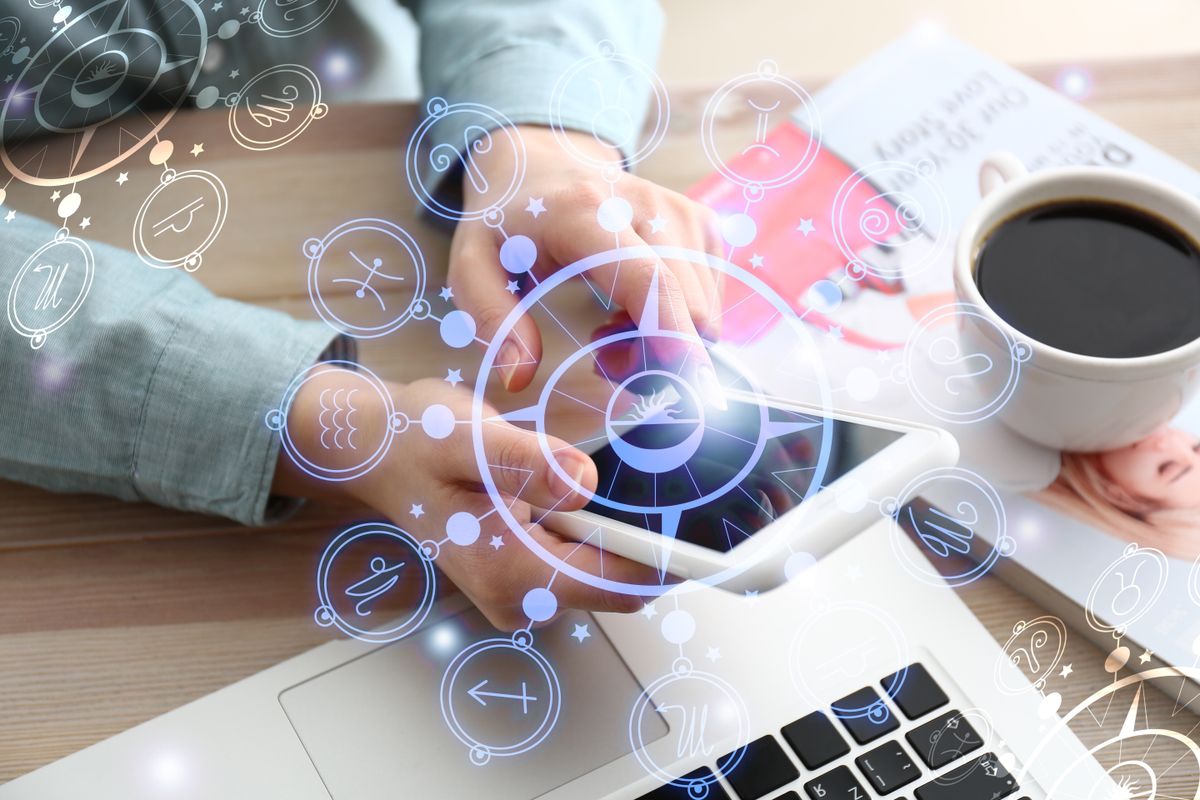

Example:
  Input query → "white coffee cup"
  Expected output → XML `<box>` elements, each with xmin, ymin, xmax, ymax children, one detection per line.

<box><xmin>953</xmin><ymin>151</ymin><xmax>1200</xmax><ymax>452</ymax></box>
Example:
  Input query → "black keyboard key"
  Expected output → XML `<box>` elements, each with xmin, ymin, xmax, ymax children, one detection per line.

<box><xmin>855</xmin><ymin>740</ymin><xmax>920</xmax><ymax>793</ymax></box>
<box><xmin>635</xmin><ymin>768</ymin><xmax>731</xmax><ymax>800</ymax></box>
<box><xmin>882</xmin><ymin>663</ymin><xmax>949</xmax><ymax>720</ymax></box>
<box><xmin>832</xmin><ymin>687</ymin><xmax>899</xmax><ymax>745</ymax></box>
<box><xmin>803</xmin><ymin>766</ymin><xmax>868</xmax><ymax>800</ymax></box>
<box><xmin>781</xmin><ymin>711</ymin><xmax>850</xmax><ymax>769</ymax></box>
<box><xmin>776</xmin><ymin>794</ymin><xmax>801</xmax><ymax>800</ymax></box>
<box><xmin>906</xmin><ymin>709</ymin><xmax>984</xmax><ymax>769</ymax></box>
<box><xmin>719</xmin><ymin>735</ymin><xmax>799</xmax><ymax>800</ymax></box>
<box><xmin>913</xmin><ymin>753</ymin><xmax>1018</xmax><ymax>800</ymax></box>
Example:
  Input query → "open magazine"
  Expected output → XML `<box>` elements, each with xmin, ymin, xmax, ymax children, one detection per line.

<box><xmin>691</xmin><ymin>28</ymin><xmax>1200</xmax><ymax>706</ymax></box>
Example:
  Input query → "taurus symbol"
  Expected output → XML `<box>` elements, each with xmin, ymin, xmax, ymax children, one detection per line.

<box><xmin>928</xmin><ymin>335</ymin><xmax>993</xmax><ymax>396</ymax></box>
<box><xmin>429</xmin><ymin>125</ymin><xmax>493</xmax><ymax>194</ymax></box>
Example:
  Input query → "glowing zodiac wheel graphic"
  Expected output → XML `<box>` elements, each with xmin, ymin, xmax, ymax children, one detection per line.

<box><xmin>0</xmin><ymin>0</ymin><xmax>207</xmax><ymax>186</ymax></box>
<box><xmin>133</xmin><ymin>169</ymin><xmax>228</xmax><ymax>271</ymax></box>
<box><xmin>313</xmin><ymin>522</ymin><xmax>436</xmax><ymax>644</ymax></box>
<box><xmin>440</xmin><ymin>636</ymin><xmax>562</xmax><ymax>765</ymax></box>
<box><xmin>471</xmin><ymin>245</ymin><xmax>834</xmax><ymax>596</ymax></box>
<box><xmin>629</xmin><ymin>662</ymin><xmax>750</xmax><ymax>798</ymax></box>
<box><xmin>6</xmin><ymin>230</ymin><xmax>94</xmax><ymax>350</ymax></box>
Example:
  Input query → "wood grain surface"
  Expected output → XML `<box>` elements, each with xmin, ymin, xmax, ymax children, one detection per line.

<box><xmin>2</xmin><ymin>56</ymin><xmax>1198</xmax><ymax>789</ymax></box>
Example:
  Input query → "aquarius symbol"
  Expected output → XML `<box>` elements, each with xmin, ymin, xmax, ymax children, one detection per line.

<box><xmin>907</xmin><ymin>502</ymin><xmax>978</xmax><ymax>559</ymax></box>
<box><xmin>928</xmin><ymin>336</ymin><xmax>993</xmax><ymax>396</ymax></box>
<box><xmin>331</xmin><ymin>249</ymin><xmax>406</xmax><ymax>310</ymax></box>
<box><xmin>1110</xmin><ymin>562</ymin><xmax>1146</xmax><ymax>617</ymax></box>
<box><xmin>246</xmin><ymin>84</ymin><xmax>300</xmax><ymax>128</ymax></box>
<box><xmin>344</xmin><ymin>555</ymin><xmax>405</xmax><ymax>616</ymax></box>
<box><xmin>274</xmin><ymin>0</ymin><xmax>322</xmax><ymax>22</ymax></box>
<box><xmin>32</xmin><ymin>263</ymin><xmax>69</xmax><ymax>311</ymax></box>
<box><xmin>152</xmin><ymin>198</ymin><xmax>205</xmax><ymax>237</ymax></box>
<box><xmin>429</xmin><ymin>125</ymin><xmax>493</xmax><ymax>194</ymax></box>
<box><xmin>318</xmin><ymin>388</ymin><xmax>358</xmax><ymax>449</ymax></box>
<box><xmin>657</xmin><ymin>703</ymin><xmax>715</xmax><ymax>758</ymax></box>
<box><xmin>744</xmin><ymin>98</ymin><xmax>782</xmax><ymax>156</ymax></box>
<box><xmin>468</xmin><ymin>680</ymin><xmax>539</xmax><ymax>715</ymax></box>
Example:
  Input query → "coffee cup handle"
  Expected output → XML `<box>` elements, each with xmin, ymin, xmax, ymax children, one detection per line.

<box><xmin>979</xmin><ymin>152</ymin><xmax>1028</xmax><ymax>197</ymax></box>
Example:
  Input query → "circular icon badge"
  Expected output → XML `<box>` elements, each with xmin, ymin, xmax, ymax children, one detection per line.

<box><xmin>227</xmin><ymin>64</ymin><xmax>326</xmax><ymax>151</ymax></box>
<box><xmin>405</xmin><ymin>97</ymin><xmax>525</xmax><ymax>221</ymax></box>
<box><xmin>550</xmin><ymin>40</ymin><xmax>669</xmax><ymax>171</ymax></box>
<box><xmin>471</xmin><ymin>245</ymin><xmax>834</xmax><ymax>596</ymax></box>
<box><xmin>313</xmin><ymin>522</ymin><xmax>435</xmax><ymax>644</ymax></box>
<box><xmin>701</xmin><ymin>60</ymin><xmax>821</xmax><ymax>192</ymax></box>
<box><xmin>1</xmin><ymin>0</ymin><xmax>206</xmax><ymax>185</ymax></box>
<box><xmin>914</xmin><ymin>709</ymin><xmax>999</xmax><ymax>788</ymax></box>
<box><xmin>252</xmin><ymin>0</ymin><xmax>339</xmax><ymax>38</ymax></box>
<box><xmin>266</xmin><ymin>360</ymin><xmax>409</xmax><ymax>481</ymax></box>
<box><xmin>305</xmin><ymin>218</ymin><xmax>429</xmax><ymax>339</ymax></box>
<box><xmin>995</xmin><ymin>616</ymin><xmax>1068</xmax><ymax>694</ymax></box>
<box><xmin>6</xmin><ymin>230</ymin><xmax>94</xmax><ymax>349</ymax></box>
<box><xmin>896</xmin><ymin>302</ymin><xmax>1032</xmax><ymax>425</ymax></box>
<box><xmin>789</xmin><ymin>601</ymin><xmax>909</xmax><ymax>723</ymax></box>
<box><xmin>629</xmin><ymin>661</ymin><xmax>750</xmax><ymax>799</ymax></box>
<box><xmin>132</xmin><ymin>169</ymin><xmax>228</xmax><ymax>271</ymax></box>
<box><xmin>884</xmin><ymin>467</ymin><xmax>1014</xmax><ymax>588</ymax></box>
<box><xmin>440</xmin><ymin>636</ymin><xmax>561</xmax><ymax>765</ymax></box>
<box><xmin>1085</xmin><ymin>543</ymin><xmax>1169</xmax><ymax>638</ymax></box>
<box><xmin>0</xmin><ymin>16</ymin><xmax>21</xmax><ymax>56</ymax></box>
<box><xmin>831</xmin><ymin>161</ymin><xmax>951</xmax><ymax>281</ymax></box>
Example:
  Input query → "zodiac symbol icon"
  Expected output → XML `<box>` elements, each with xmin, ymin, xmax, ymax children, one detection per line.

<box><xmin>467</xmin><ymin>680</ymin><xmax>539</xmax><ymax>715</ymax></box>
<box><xmin>318</xmin><ymin>388</ymin><xmax>358</xmax><ymax>450</ymax></box>
<box><xmin>1110</xmin><ymin>563</ymin><xmax>1146</xmax><ymax>617</ymax></box>
<box><xmin>907</xmin><ymin>502</ymin><xmax>978</xmax><ymax>559</ymax></box>
<box><xmin>589</xmin><ymin>73</ymin><xmax>640</xmax><ymax>150</ymax></box>
<box><xmin>31</xmin><ymin>262</ymin><xmax>69</xmax><ymax>310</ymax></box>
<box><xmin>1009</xmin><ymin>630</ymin><xmax>1048</xmax><ymax>675</ymax></box>
<box><xmin>344</xmin><ymin>555</ymin><xmax>404</xmax><ymax>616</ymax></box>
<box><xmin>430</xmin><ymin>125</ymin><xmax>493</xmax><ymax>195</ymax></box>
<box><xmin>657</xmin><ymin>703</ymin><xmax>715</xmax><ymax>758</ymax></box>
<box><xmin>1085</xmin><ymin>545</ymin><xmax>1169</xmax><ymax>637</ymax></box>
<box><xmin>928</xmin><ymin>336</ymin><xmax>994</xmax><ymax>396</ymax></box>
<box><xmin>997</xmin><ymin>616</ymin><xmax>1067</xmax><ymax>693</ymax></box>
<box><xmin>331</xmin><ymin>250</ymin><xmax>406</xmax><ymax>311</ymax></box>
<box><xmin>623</xmin><ymin>385</ymin><xmax>686</xmax><ymax>425</ymax></box>
<box><xmin>604</xmin><ymin>371</ymin><xmax>705</xmax><ymax>474</ymax></box>
<box><xmin>245</xmin><ymin>84</ymin><xmax>299</xmax><ymax>128</ymax></box>
<box><xmin>745</xmin><ymin>98</ymin><xmax>782</xmax><ymax>156</ymax></box>
<box><xmin>152</xmin><ymin>198</ymin><xmax>205</xmax><ymax>237</ymax></box>
<box><xmin>274</xmin><ymin>0</ymin><xmax>321</xmax><ymax>22</ymax></box>
<box><xmin>71</xmin><ymin>53</ymin><xmax>129</xmax><ymax>109</ymax></box>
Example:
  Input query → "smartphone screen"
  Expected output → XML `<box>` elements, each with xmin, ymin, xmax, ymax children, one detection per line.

<box><xmin>583</xmin><ymin>401</ymin><xmax>902</xmax><ymax>552</ymax></box>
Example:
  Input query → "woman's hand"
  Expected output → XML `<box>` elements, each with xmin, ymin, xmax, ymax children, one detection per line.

<box><xmin>274</xmin><ymin>368</ymin><xmax>656</xmax><ymax>631</ymax></box>
<box><xmin>447</xmin><ymin>125</ymin><xmax>725</xmax><ymax>392</ymax></box>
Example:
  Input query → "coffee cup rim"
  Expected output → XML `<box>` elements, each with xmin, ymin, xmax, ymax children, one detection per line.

<box><xmin>954</xmin><ymin>165</ymin><xmax>1200</xmax><ymax>380</ymax></box>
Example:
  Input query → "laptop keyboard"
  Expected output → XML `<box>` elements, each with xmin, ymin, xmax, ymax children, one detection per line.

<box><xmin>634</xmin><ymin>661</ymin><xmax>1029</xmax><ymax>800</ymax></box>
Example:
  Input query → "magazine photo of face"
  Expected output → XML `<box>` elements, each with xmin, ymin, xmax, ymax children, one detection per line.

<box><xmin>1038</xmin><ymin>420</ymin><xmax>1200</xmax><ymax>561</ymax></box>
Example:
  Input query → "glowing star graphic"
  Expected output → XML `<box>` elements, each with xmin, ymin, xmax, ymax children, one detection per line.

<box><xmin>571</xmin><ymin>624</ymin><xmax>590</xmax><ymax>643</ymax></box>
<box><xmin>505</xmin><ymin>280</ymin><xmax>519</xmax><ymax>294</ymax></box>
<box><xmin>409</xmin><ymin>503</ymin><xmax>424</xmax><ymax>518</ymax></box>
<box><xmin>49</xmin><ymin>189</ymin><xmax>60</xmax><ymax>202</ymax></box>
<box><xmin>189</xmin><ymin>142</ymin><xmax>204</xmax><ymax>157</ymax></box>
<box><xmin>488</xmin><ymin>535</ymin><xmax>504</xmax><ymax>550</ymax></box>
<box><xmin>439</xmin><ymin>286</ymin><xmax>453</xmax><ymax>301</ymax></box>
<box><xmin>4</xmin><ymin>209</ymin><xmax>14</xmax><ymax>223</ymax></box>
<box><xmin>640</xmin><ymin>602</ymin><xmax>658</xmax><ymax>620</ymax></box>
<box><xmin>78</xmin><ymin>217</ymin><xmax>90</xmax><ymax>229</ymax></box>
<box><xmin>647</xmin><ymin>215</ymin><xmax>666</xmax><ymax>234</ymax></box>
<box><xmin>1060</xmin><ymin>663</ymin><xmax>1073</xmax><ymax>679</ymax></box>
<box><xmin>525</xmin><ymin>196</ymin><xmax>545</xmax><ymax>218</ymax></box>
<box><xmin>748</xmin><ymin>253</ymin><xmax>763</xmax><ymax>269</ymax></box>
<box><xmin>797</xmin><ymin>218</ymin><xmax>815</xmax><ymax>236</ymax></box>
<box><xmin>705</xmin><ymin>646</ymin><xmax>721</xmax><ymax>662</ymax></box>
<box><xmin>116</xmin><ymin>172</ymin><xmax>128</xmax><ymax>185</ymax></box>
<box><xmin>1138</xmin><ymin>650</ymin><xmax>1153</xmax><ymax>665</ymax></box>
<box><xmin>445</xmin><ymin>368</ymin><xmax>463</xmax><ymax>387</ymax></box>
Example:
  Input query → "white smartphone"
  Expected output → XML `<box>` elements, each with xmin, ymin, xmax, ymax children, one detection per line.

<box><xmin>544</xmin><ymin>389</ymin><xmax>959</xmax><ymax>593</ymax></box>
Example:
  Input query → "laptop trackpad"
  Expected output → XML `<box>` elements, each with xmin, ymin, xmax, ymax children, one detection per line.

<box><xmin>279</xmin><ymin>607</ymin><xmax>666</xmax><ymax>799</ymax></box>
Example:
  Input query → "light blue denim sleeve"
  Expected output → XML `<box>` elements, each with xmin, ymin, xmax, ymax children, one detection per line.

<box><xmin>410</xmin><ymin>0</ymin><xmax>665</xmax><ymax>205</ymax></box>
<box><xmin>0</xmin><ymin>213</ymin><xmax>335</xmax><ymax>525</ymax></box>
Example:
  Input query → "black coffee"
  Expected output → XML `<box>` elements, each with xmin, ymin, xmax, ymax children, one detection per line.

<box><xmin>975</xmin><ymin>199</ymin><xmax>1200</xmax><ymax>358</ymax></box>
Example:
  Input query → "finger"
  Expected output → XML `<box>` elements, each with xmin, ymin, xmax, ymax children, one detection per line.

<box><xmin>459</xmin><ymin>418</ymin><xmax>598</xmax><ymax>511</ymax></box>
<box><xmin>448</xmin><ymin>226</ymin><xmax>543</xmax><ymax>392</ymax></box>
<box><xmin>531</xmin><ymin>526</ymin><xmax>660</xmax><ymax>614</ymax></box>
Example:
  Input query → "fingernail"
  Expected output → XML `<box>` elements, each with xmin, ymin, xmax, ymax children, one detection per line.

<box><xmin>695</xmin><ymin>363</ymin><xmax>728</xmax><ymax>411</ymax></box>
<box><xmin>550</xmin><ymin>452</ymin><xmax>589</xmax><ymax>500</ymax></box>
<box><xmin>498</xmin><ymin>340</ymin><xmax>520</xmax><ymax>390</ymax></box>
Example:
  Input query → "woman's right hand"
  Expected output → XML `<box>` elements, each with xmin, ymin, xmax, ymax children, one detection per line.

<box><xmin>274</xmin><ymin>369</ymin><xmax>656</xmax><ymax>630</ymax></box>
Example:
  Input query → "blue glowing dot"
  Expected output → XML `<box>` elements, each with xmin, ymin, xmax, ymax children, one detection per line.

<box><xmin>721</xmin><ymin>213</ymin><xmax>757</xmax><ymax>247</ymax></box>
<box><xmin>806</xmin><ymin>279</ymin><xmax>842</xmax><ymax>313</ymax></box>
<box><xmin>499</xmin><ymin>234</ymin><xmax>537</xmax><ymax>274</ymax></box>
<box><xmin>421</xmin><ymin>404</ymin><xmax>455</xmax><ymax>439</ymax></box>
<box><xmin>196</xmin><ymin>86</ymin><xmax>221</xmax><ymax>110</ymax></box>
<box><xmin>522</xmin><ymin>587</ymin><xmax>558</xmax><ymax>622</ymax></box>
<box><xmin>784</xmin><ymin>551</ymin><xmax>817</xmax><ymax>581</ymax></box>
<box><xmin>661</xmin><ymin>609</ymin><xmax>695</xmax><ymax>645</ymax></box>
<box><xmin>446</xmin><ymin>512</ymin><xmax>481</xmax><ymax>546</ymax></box>
<box><xmin>440</xmin><ymin>310</ymin><xmax>477</xmax><ymax>349</ymax></box>
<box><xmin>596</xmin><ymin>196</ymin><xmax>633</xmax><ymax>233</ymax></box>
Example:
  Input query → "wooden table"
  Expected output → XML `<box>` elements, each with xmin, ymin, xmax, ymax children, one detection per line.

<box><xmin>2</xmin><ymin>57</ymin><xmax>1198</xmax><ymax>789</ymax></box>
